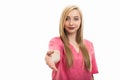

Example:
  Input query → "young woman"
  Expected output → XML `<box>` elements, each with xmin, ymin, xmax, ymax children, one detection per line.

<box><xmin>45</xmin><ymin>5</ymin><xmax>98</xmax><ymax>80</ymax></box>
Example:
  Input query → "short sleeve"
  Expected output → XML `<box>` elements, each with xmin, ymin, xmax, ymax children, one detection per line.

<box><xmin>49</xmin><ymin>37</ymin><xmax>62</xmax><ymax>51</ymax></box>
<box><xmin>90</xmin><ymin>42</ymin><xmax>99</xmax><ymax>74</ymax></box>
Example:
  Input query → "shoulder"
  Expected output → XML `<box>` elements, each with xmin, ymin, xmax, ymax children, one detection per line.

<box><xmin>84</xmin><ymin>39</ymin><xmax>94</xmax><ymax>50</ymax></box>
<box><xmin>49</xmin><ymin>36</ymin><xmax>63</xmax><ymax>45</ymax></box>
<box><xmin>84</xmin><ymin>39</ymin><xmax>95</xmax><ymax>55</ymax></box>
<box><xmin>50</xmin><ymin>36</ymin><xmax>62</xmax><ymax>42</ymax></box>
<box><xmin>84</xmin><ymin>39</ymin><xmax>93</xmax><ymax>45</ymax></box>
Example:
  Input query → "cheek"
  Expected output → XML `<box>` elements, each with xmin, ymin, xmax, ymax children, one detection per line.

<box><xmin>75</xmin><ymin>22</ymin><xmax>80</xmax><ymax>28</ymax></box>
<box><xmin>76</xmin><ymin>21</ymin><xmax>81</xmax><ymax>27</ymax></box>
<box><xmin>64</xmin><ymin>22</ymin><xmax>68</xmax><ymax>27</ymax></box>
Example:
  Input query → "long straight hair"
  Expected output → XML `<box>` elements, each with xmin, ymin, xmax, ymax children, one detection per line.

<box><xmin>59</xmin><ymin>5</ymin><xmax>91</xmax><ymax>71</ymax></box>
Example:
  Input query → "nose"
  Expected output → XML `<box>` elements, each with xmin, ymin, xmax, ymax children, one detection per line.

<box><xmin>69</xmin><ymin>20</ymin><xmax>73</xmax><ymax>25</ymax></box>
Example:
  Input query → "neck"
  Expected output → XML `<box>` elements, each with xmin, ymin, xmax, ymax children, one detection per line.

<box><xmin>68</xmin><ymin>33</ymin><xmax>76</xmax><ymax>44</ymax></box>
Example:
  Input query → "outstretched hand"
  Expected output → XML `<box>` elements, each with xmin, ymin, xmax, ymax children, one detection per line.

<box><xmin>45</xmin><ymin>50</ymin><xmax>58</xmax><ymax>71</ymax></box>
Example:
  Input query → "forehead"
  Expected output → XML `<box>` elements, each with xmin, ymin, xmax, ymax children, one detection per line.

<box><xmin>67</xmin><ymin>9</ymin><xmax>80</xmax><ymax>17</ymax></box>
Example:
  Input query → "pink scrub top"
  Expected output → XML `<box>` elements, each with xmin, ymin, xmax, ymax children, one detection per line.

<box><xmin>49</xmin><ymin>37</ymin><xmax>98</xmax><ymax>80</ymax></box>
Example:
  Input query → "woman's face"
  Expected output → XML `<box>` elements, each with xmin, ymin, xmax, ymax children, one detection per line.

<box><xmin>64</xmin><ymin>9</ymin><xmax>81</xmax><ymax>34</ymax></box>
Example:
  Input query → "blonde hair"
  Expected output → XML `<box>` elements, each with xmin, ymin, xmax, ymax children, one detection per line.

<box><xmin>59</xmin><ymin>5</ymin><xmax>91</xmax><ymax>71</ymax></box>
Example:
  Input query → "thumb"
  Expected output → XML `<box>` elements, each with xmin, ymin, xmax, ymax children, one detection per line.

<box><xmin>47</xmin><ymin>50</ymin><xmax>54</xmax><ymax>56</ymax></box>
<box><xmin>51</xmin><ymin>64</ymin><xmax>58</xmax><ymax>71</ymax></box>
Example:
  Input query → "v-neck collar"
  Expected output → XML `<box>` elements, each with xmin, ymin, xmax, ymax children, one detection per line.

<box><xmin>70</xmin><ymin>43</ymin><xmax>80</xmax><ymax>54</ymax></box>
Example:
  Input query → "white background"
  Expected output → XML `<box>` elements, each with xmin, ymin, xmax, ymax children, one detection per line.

<box><xmin>0</xmin><ymin>0</ymin><xmax>120</xmax><ymax>80</ymax></box>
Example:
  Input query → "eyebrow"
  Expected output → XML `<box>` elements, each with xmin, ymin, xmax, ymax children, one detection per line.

<box><xmin>74</xmin><ymin>16</ymin><xmax>79</xmax><ymax>18</ymax></box>
<box><xmin>67</xmin><ymin>16</ymin><xmax>79</xmax><ymax>18</ymax></box>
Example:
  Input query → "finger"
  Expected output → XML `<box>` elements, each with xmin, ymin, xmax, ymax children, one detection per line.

<box><xmin>45</xmin><ymin>55</ymin><xmax>49</xmax><ymax>64</ymax></box>
<box><xmin>45</xmin><ymin>58</ymin><xmax>58</xmax><ymax>71</ymax></box>
<box><xmin>45</xmin><ymin>55</ymin><xmax>53</xmax><ymax>66</ymax></box>
<box><xmin>45</xmin><ymin>55</ymin><xmax>51</xmax><ymax>64</ymax></box>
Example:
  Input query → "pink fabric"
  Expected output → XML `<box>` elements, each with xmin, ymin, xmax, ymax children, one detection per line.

<box><xmin>49</xmin><ymin>37</ymin><xmax>98</xmax><ymax>80</ymax></box>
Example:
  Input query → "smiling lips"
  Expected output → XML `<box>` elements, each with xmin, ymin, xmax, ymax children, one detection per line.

<box><xmin>68</xmin><ymin>27</ymin><xmax>75</xmax><ymax>30</ymax></box>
